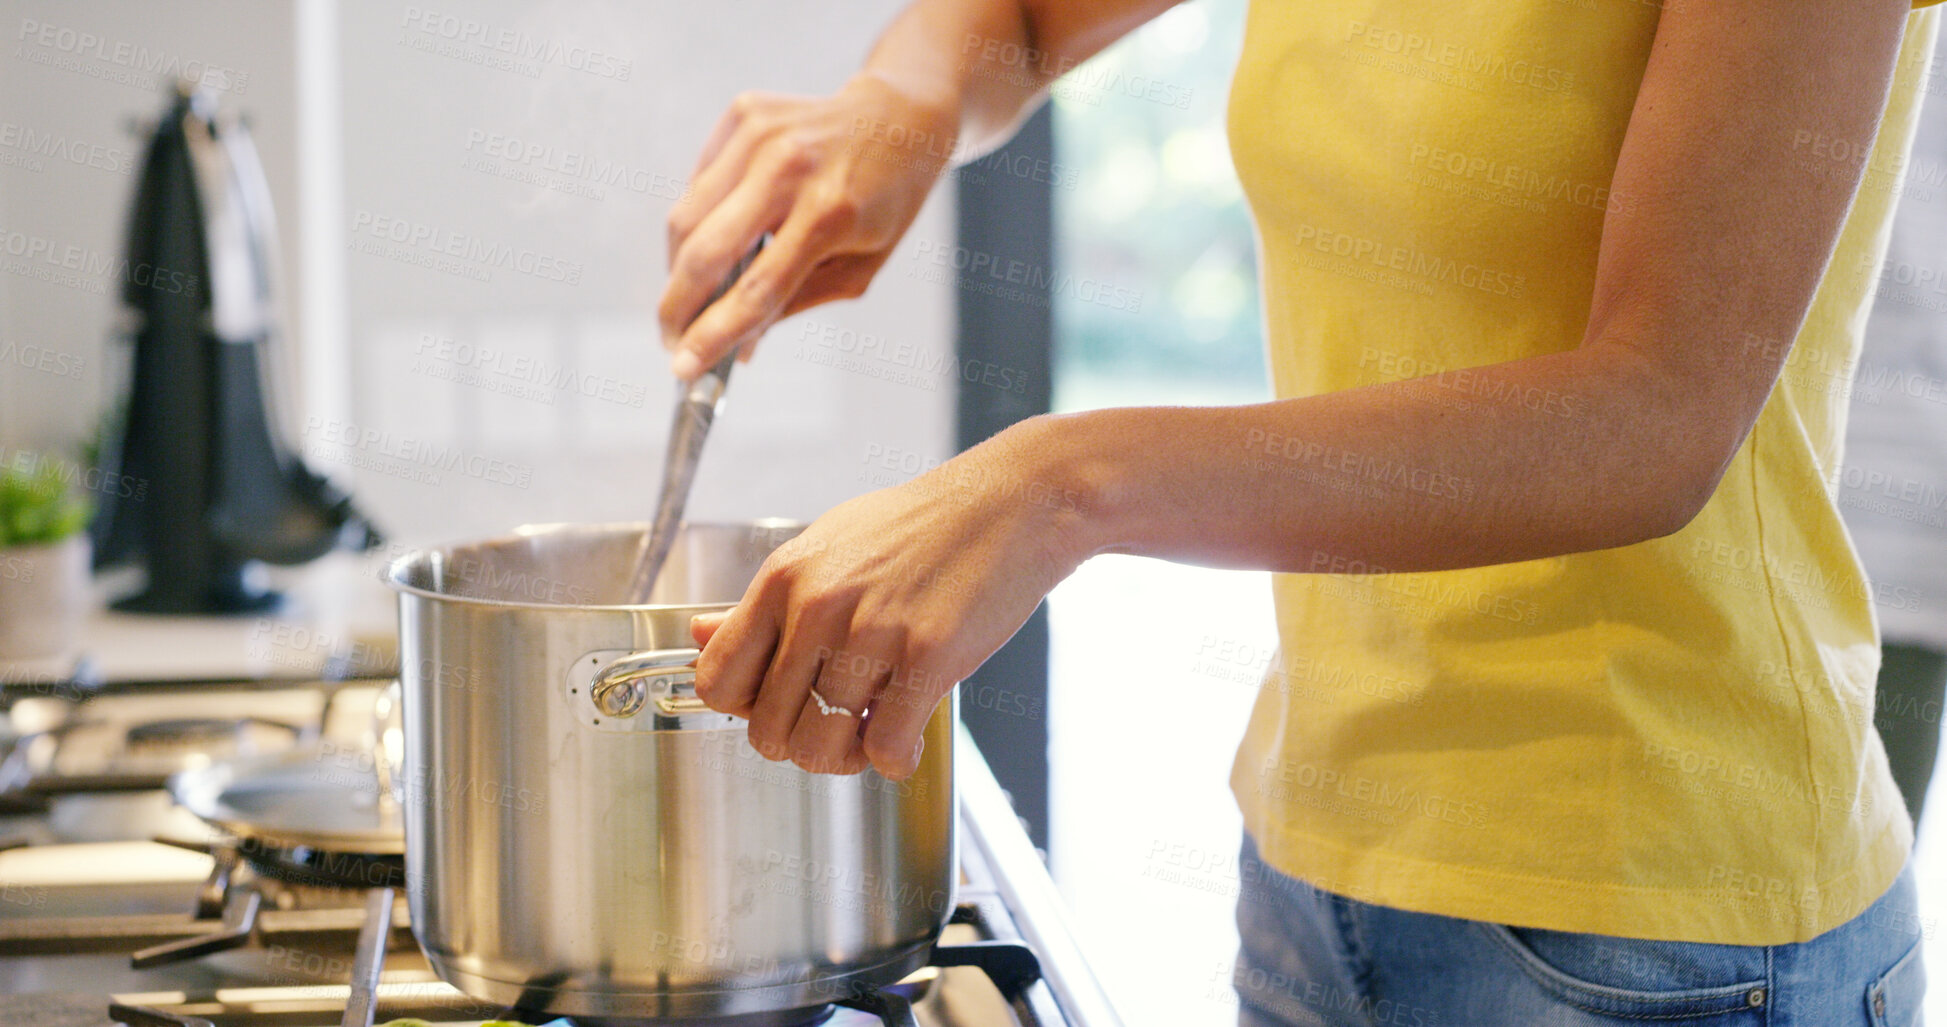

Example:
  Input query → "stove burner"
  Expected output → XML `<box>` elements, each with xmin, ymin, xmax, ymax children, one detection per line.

<box><xmin>123</xmin><ymin>716</ymin><xmax>299</xmax><ymax>751</ymax></box>
<box><xmin>498</xmin><ymin>1010</ymin><xmax>843</xmax><ymax>1027</ymax></box>
<box><xmin>110</xmin><ymin>1001</ymin><xmax>215</xmax><ymax>1027</ymax></box>
<box><xmin>0</xmin><ymin>711</ymin><xmax>305</xmax><ymax>804</ymax></box>
<box><xmin>157</xmin><ymin>832</ymin><xmax>407</xmax><ymax>891</ymax></box>
<box><xmin>398</xmin><ymin>941</ymin><xmax>1042</xmax><ymax>1027</ymax></box>
<box><xmin>239</xmin><ymin>841</ymin><xmax>406</xmax><ymax>889</ymax></box>
<box><xmin>489</xmin><ymin>998</ymin><xmax>895</xmax><ymax>1027</ymax></box>
<box><xmin>124</xmin><ymin>836</ymin><xmax>404</xmax><ymax>971</ymax></box>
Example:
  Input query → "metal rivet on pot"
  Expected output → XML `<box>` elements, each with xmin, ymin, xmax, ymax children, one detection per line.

<box><xmin>594</xmin><ymin>678</ymin><xmax>646</xmax><ymax>717</ymax></box>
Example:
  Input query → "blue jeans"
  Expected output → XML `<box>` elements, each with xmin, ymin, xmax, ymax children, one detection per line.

<box><xmin>1234</xmin><ymin>833</ymin><xmax>1926</xmax><ymax>1026</ymax></box>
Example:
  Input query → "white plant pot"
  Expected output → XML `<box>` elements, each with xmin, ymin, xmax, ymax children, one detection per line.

<box><xmin>0</xmin><ymin>535</ymin><xmax>90</xmax><ymax>662</ymax></box>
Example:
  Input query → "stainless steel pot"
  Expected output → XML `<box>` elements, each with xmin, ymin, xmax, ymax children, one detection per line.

<box><xmin>385</xmin><ymin>521</ymin><xmax>957</xmax><ymax>1023</ymax></box>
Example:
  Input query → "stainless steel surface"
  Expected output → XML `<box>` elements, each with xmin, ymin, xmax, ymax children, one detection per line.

<box><xmin>586</xmin><ymin>645</ymin><xmax>709</xmax><ymax>720</ymax></box>
<box><xmin>628</xmin><ymin>350</ymin><xmax>735</xmax><ymax>604</ymax></box>
<box><xmin>365</xmin><ymin>682</ymin><xmax>400</xmax><ymax>820</ymax></box>
<box><xmin>627</xmin><ymin>241</ymin><xmax>766</xmax><ymax>604</ymax></box>
<box><xmin>341</xmin><ymin>887</ymin><xmax>392</xmax><ymax>1027</ymax></box>
<box><xmin>168</xmin><ymin>744</ymin><xmax>404</xmax><ymax>854</ymax></box>
<box><xmin>2</xmin><ymin>695</ymin><xmax>314</xmax><ymax>797</ymax></box>
<box><xmin>386</xmin><ymin>521</ymin><xmax>958</xmax><ymax>1020</ymax></box>
<box><xmin>956</xmin><ymin>725</ymin><xmax>1124</xmax><ymax>1027</ymax></box>
<box><xmin>0</xmin><ymin>683</ymin><xmax>388</xmax><ymax>852</ymax></box>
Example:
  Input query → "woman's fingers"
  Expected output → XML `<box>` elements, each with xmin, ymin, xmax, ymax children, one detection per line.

<box><xmin>692</xmin><ymin>579</ymin><xmax>783</xmax><ymax>719</ymax></box>
<box><xmin>691</xmin><ymin>431</ymin><xmax>1082</xmax><ymax>781</ymax></box>
<box><xmin>672</xmin><ymin>194</ymin><xmax>860</xmax><ymax>376</ymax></box>
<box><xmin>695</xmin><ymin>563</ymin><xmax>944</xmax><ymax>780</ymax></box>
<box><xmin>689</xmin><ymin>611</ymin><xmax>728</xmax><ymax>647</ymax></box>
<box><xmin>667</xmin><ymin>100</ymin><xmax>767</xmax><ymax>266</ymax></box>
<box><xmin>688</xmin><ymin>91</ymin><xmax>786</xmax><ymax>181</ymax></box>
<box><xmin>788</xmin><ymin>634</ymin><xmax>894</xmax><ymax>775</ymax></box>
<box><xmin>744</xmin><ymin>591</ymin><xmax>853</xmax><ymax>761</ymax></box>
<box><xmin>780</xmin><ymin>253</ymin><xmax>886</xmax><ymax>316</ymax></box>
<box><xmin>661</xmin><ymin>77</ymin><xmax>956</xmax><ymax>377</ymax></box>
<box><xmin>669</xmin><ymin>91</ymin><xmax>804</xmax><ymax>260</ymax></box>
<box><xmin>659</xmin><ymin>150</ymin><xmax>804</xmax><ymax>362</ymax></box>
<box><xmin>860</xmin><ymin>648</ymin><xmax>950</xmax><ymax>781</ymax></box>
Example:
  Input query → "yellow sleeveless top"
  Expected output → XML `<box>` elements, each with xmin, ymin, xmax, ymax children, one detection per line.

<box><xmin>1227</xmin><ymin>1</ymin><xmax>1942</xmax><ymax>943</ymax></box>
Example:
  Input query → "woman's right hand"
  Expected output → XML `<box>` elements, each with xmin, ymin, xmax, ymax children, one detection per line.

<box><xmin>659</xmin><ymin>72</ymin><xmax>960</xmax><ymax>379</ymax></box>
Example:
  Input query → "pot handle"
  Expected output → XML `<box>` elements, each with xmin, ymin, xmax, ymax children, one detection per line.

<box><xmin>588</xmin><ymin>647</ymin><xmax>710</xmax><ymax>719</ymax></box>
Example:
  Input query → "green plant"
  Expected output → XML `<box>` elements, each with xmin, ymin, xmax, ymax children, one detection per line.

<box><xmin>0</xmin><ymin>460</ymin><xmax>92</xmax><ymax>547</ymax></box>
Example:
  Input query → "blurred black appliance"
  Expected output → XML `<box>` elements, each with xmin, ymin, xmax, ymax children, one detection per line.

<box><xmin>92</xmin><ymin>84</ymin><xmax>378</xmax><ymax>614</ymax></box>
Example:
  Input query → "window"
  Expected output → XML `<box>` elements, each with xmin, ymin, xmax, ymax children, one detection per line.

<box><xmin>1043</xmin><ymin>4</ymin><xmax>1278</xmax><ymax>1024</ymax></box>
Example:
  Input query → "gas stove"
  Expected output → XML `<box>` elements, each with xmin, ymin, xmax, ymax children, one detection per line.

<box><xmin>0</xmin><ymin>677</ymin><xmax>1119</xmax><ymax>1027</ymax></box>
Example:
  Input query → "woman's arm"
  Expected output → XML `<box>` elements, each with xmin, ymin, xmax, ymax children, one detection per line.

<box><xmin>659</xmin><ymin>0</ymin><xmax>1180</xmax><ymax>377</ymax></box>
<box><xmin>692</xmin><ymin>0</ymin><xmax>1920</xmax><ymax>779</ymax></box>
<box><xmin>1062</xmin><ymin>1</ymin><xmax>1918</xmax><ymax>575</ymax></box>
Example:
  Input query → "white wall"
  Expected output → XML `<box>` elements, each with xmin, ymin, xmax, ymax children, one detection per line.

<box><xmin>0</xmin><ymin>0</ymin><xmax>299</xmax><ymax>453</ymax></box>
<box><xmin>1</xmin><ymin>0</ymin><xmax>955</xmax><ymax>551</ymax></box>
<box><xmin>324</xmin><ymin>0</ymin><xmax>954</xmax><ymax>547</ymax></box>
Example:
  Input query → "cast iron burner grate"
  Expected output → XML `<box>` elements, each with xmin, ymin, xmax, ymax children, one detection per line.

<box><xmin>77</xmin><ymin>841</ymin><xmax>1064</xmax><ymax>1026</ymax></box>
<box><xmin>110</xmin><ymin>1004</ymin><xmax>215</xmax><ymax>1027</ymax></box>
<box><xmin>484</xmin><ymin>940</ymin><xmax>1042</xmax><ymax>1027</ymax></box>
<box><xmin>313</xmin><ymin>893</ymin><xmax>1048</xmax><ymax>1027</ymax></box>
<box><xmin>236</xmin><ymin>842</ymin><xmax>406</xmax><ymax>890</ymax></box>
<box><xmin>120</xmin><ymin>836</ymin><xmax>405</xmax><ymax>971</ymax></box>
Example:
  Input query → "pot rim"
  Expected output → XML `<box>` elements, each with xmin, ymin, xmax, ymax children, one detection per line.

<box><xmin>383</xmin><ymin>518</ymin><xmax>804</xmax><ymax>613</ymax></box>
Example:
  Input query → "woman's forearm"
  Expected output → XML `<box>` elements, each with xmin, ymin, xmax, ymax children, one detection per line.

<box><xmin>1006</xmin><ymin>342</ymin><xmax>1730</xmax><ymax>576</ymax></box>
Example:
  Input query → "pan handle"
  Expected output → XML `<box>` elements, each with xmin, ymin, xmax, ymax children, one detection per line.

<box><xmin>588</xmin><ymin>647</ymin><xmax>709</xmax><ymax>719</ymax></box>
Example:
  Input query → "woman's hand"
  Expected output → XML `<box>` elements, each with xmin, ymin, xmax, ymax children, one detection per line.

<box><xmin>660</xmin><ymin>72</ymin><xmax>959</xmax><ymax>379</ymax></box>
<box><xmin>689</xmin><ymin>420</ymin><xmax>1089</xmax><ymax>779</ymax></box>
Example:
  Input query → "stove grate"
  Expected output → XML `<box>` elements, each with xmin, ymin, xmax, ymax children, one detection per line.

<box><xmin>110</xmin><ymin>1003</ymin><xmax>215</xmax><ymax>1027</ymax></box>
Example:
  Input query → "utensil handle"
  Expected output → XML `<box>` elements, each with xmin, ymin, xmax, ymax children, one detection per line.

<box><xmin>589</xmin><ymin>647</ymin><xmax>704</xmax><ymax>718</ymax></box>
<box><xmin>684</xmin><ymin>241</ymin><xmax>758</xmax><ymax>403</ymax></box>
<box><xmin>626</xmin><ymin>239</ymin><xmax>767</xmax><ymax>604</ymax></box>
<box><xmin>682</xmin><ymin>346</ymin><xmax>738</xmax><ymax>409</ymax></box>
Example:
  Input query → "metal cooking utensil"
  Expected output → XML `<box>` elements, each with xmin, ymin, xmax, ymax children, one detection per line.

<box><xmin>627</xmin><ymin>239</ymin><xmax>766</xmax><ymax>603</ymax></box>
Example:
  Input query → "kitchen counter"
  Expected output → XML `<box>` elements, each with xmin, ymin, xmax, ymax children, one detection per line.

<box><xmin>4</xmin><ymin>551</ymin><xmax>400</xmax><ymax>686</ymax></box>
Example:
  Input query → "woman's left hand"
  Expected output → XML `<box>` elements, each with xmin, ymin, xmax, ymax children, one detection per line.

<box><xmin>689</xmin><ymin>419</ymin><xmax>1088</xmax><ymax>780</ymax></box>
